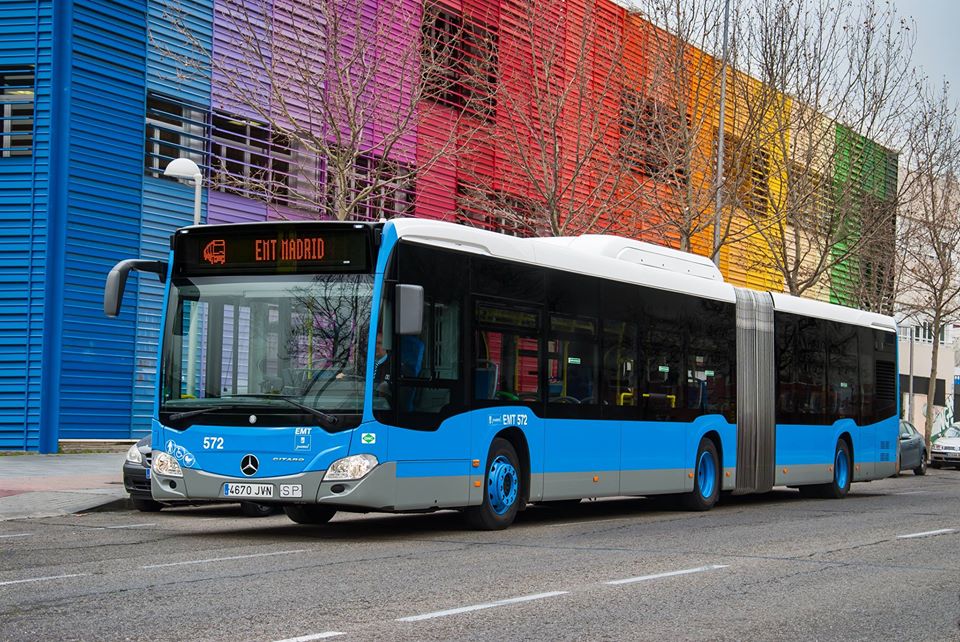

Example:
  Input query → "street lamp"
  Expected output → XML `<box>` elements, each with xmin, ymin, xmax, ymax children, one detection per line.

<box><xmin>164</xmin><ymin>158</ymin><xmax>203</xmax><ymax>397</ymax></box>
<box><xmin>164</xmin><ymin>157</ymin><xmax>203</xmax><ymax>225</ymax></box>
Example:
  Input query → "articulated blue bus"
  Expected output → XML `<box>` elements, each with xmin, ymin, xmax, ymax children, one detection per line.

<box><xmin>105</xmin><ymin>219</ymin><xmax>898</xmax><ymax>529</ymax></box>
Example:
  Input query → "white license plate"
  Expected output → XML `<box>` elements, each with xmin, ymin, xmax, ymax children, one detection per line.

<box><xmin>223</xmin><ymin>483</ymin><xmax>274</xmax><ymax>498</ymax></box>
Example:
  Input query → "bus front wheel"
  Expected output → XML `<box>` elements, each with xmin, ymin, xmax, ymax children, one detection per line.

<box><xmin>465</xmin><ymin>438</ymin><xmax>522</xmax><ymax>530</ymax></box>
<box><xmin>284</xmin><ymin>504</ymin><xmax>336</xmax><ymax>525</ymax></box>
<box><xmin>681</xmin><ymin>438</ymin><xmax>720</xmax><ymax>511</ymax></box>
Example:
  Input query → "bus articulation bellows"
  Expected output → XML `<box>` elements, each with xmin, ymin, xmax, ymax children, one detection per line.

<box><xmin>104</xmin><ymin>219</ymin><xmax>899</xmax><ymax>529</ymax></box>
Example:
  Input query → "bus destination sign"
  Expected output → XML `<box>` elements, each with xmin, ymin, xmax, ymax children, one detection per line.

<box><xmin>175</xmin><ymin>226</ymin><xmax>371</xmax><ymax>275</ymax></box>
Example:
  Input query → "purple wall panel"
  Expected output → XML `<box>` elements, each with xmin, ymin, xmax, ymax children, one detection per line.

<box><xmin>266</xmin><ymin>203</ymin><xmax>328</xmax><ymax>221</ymax></box>
<box><xmin>208</xmin><ymin>189</ymin><xmax>268</xmax><ymax>223</ymax></box>
<box><xmin>270</xmin><ymin>0</ymin><xmax>325</xmax><ymax>128</ymax></box>
<box><xmin>368</xmin><ymin>0</ymin><xmax>420</xmax><ymax>166</ymax></box>
<box><xmin>212</xmin><ymin>0</ymin><xmax>272</xmax><ymax>119</ymax></box>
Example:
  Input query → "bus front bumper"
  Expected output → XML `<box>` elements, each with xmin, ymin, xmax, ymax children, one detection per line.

<box><xmin>150</xmin><ymin>461</ymin><xmax>400</xmax><ymax>511</ymax></box>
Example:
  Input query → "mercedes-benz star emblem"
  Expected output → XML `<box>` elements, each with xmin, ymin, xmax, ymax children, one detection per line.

<box><xmin>240</xmin><ymin>454</ymin><xmax>259</xmax><ymax>476</ymax></box>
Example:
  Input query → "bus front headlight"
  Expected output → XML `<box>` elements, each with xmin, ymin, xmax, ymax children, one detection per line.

<box><xmin>324</xmin><ymin>454</ymin><xmax>378</xmax><ymax>481</ymax></box>
<box><xmin>154</xmin><ymin>451</ymin><xmax>183</xmax><ymax>477</ymax></box>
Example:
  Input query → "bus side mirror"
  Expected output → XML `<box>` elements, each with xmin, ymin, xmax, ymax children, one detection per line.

<box><xmin>395</xmin><ymin>284</ymin><xmax>424</xmax><ymax>335</ymax></box>
<box><xmin>104</xmin><ymin>259</ymin><xmax>168</xmax><ymax>317</ymax></box>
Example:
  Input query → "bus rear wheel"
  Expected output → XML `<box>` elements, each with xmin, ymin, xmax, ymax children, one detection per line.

<box><xmin>681</xmin><ymin>438</ymin><xmax>720</xmax><ymax>511</ymax></box>
<box><xmin>283</xmin><ymin>504</ymin><xmax>336</xmax><ymax>525</ymax></box>
<box><xmin>465</xmin><ymin>438</ymin><xmax>522</xmax><ymax>530</ymax></box>
<box><xmin>800</xmin><ymin>440</ymin><xmax>851</xmax><ymax>499</ymax></box>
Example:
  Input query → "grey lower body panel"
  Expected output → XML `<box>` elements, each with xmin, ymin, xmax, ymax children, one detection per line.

<box><xmin>152</xmin><ymin>462</ymin><xmax>474</xmax><ymax>513</ymax></box>
<box><xmin>775</xmin><ymin>464</ymin><xmax>833</xmax><ymax>486</ymax></box>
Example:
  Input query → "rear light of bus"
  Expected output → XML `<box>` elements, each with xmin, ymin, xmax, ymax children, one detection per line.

<box><xmin>324</xmin><ymin>454</ymin><xmax>378</xmax><ymax>481</ymax></box>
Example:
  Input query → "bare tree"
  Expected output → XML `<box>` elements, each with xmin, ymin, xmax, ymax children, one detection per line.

<box><xmin>456</xmin><ymin>0</ymin><xmax>639</xmax><ymax>237</ymax></box>
<box><xmin>158</xmin><ymin>0</ymin><xmax>486</xmax><ymax>220</ymax></box>
<box><xmin>620</xmin><ymin>0</ymin><xmax>737</xmax><ymax>256</ymax></box>
<box><xmin>728</xmin><ymin>0</ymin><xmax>914</xmax><ymax>302</ymax></box>
<box><xmin>897</xmin><ymin>81</ymin><xmax>960</xmax><ymax>451</ymax></box>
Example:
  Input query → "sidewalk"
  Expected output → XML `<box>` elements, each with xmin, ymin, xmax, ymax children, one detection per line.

<box><xmin>0</xmin><ymin>453</ymin><xmax>130</xmax><ymax>521</ymax></box>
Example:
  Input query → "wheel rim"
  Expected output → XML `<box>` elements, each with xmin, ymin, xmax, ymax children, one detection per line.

<box><xmin>487</xmin><ymin>455</ymin><xmax>519</xmax><ymax>515</ymax></box>
<box><xmin>697</xmin><ymin>450</ymin><xmax>716</xmax><ymax>499</ymax></box>
<box><xmin>835</xmin><ymin>448</ymin><xmax>849</xmax><ymax>488</ymax></box>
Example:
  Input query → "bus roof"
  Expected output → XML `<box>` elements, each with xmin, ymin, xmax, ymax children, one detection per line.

<box><xmin>388</xmin><ymin>218</ymin><xmax>896</xmax><ymax>332</ymax></box>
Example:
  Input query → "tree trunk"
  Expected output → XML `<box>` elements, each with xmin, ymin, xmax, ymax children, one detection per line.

<box><xmin>923</xmin><ymin>319</ymin><xmax>942</xmax><ymax>453</ymax></box>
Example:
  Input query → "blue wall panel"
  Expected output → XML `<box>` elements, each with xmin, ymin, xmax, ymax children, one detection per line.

<box><xmin>58</xmin><ymin>0</ymin><xmax>147</xmax><ymax>440</ymax></box>
<box><xmin>132</xmin><ymin>0</ymin><xmax>213</xmax><ymax>436</ymax></box>
<box><xmin>132</xmin><ymin>178</ymin><xmax>201</xmax><ymax>436</ymax></box>
<box><xmin>0</xmin><ymin>1</ymin><xmax>52</xmax><ymax>450</ymax></box>
<box><xmin>146</xmin><ymin>0</ymin><xmax>211</xmax><ymax>103</ymax></box>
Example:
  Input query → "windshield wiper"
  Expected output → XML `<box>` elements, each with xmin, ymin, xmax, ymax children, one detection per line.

<box><xmin>166</xmin><ymin>405</ymin><xmax>247</xmax><ymax>422</ymax></box>
<box><xmin>222</xmin><ymin>394</ymin><xmax>339</xmax><ymax>428</ymax></box>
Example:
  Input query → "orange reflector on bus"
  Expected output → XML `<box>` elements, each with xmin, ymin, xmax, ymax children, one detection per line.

<box><xmin>688</xmin><ymin>473</ymin><xmax>694</xmax><ymax>479</ymax></box>
<box><xmin>725</xmin><ymin>471</ymin><xmax>731</xmax><ymax>477</ymax></box>
<box><xmin>782</xmin><ymin>468</ymin><xmax>788</xmax><ymax>474</ymax></box>
<box><xmin>472</xmin><ymin>459</ymin><xmax>480</xmax><ymax>468</ymax></box>
<box><xmin>592</xmin><ymin>475</ymin><xmax>599</xmax><ymax>482</ymax></box>
<box><xmin>474</xmin><ymin>480</ymin><xmax>482</xmax><ymax>488</ymax></box>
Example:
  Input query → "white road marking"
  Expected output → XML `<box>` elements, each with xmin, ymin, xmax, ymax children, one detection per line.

<box><xmin>605</xmin><ymin>564</ymin><xmax>729</xmax><ymax>585</ymax></box>
<box><xmin>98</xmin><ymin>523</ymin><xmax>157</xmax><ymax>530</ymax></box>
<box><xmin>397</xmin><ymin>591</ymin><xmax>568</xmax><ymax>622</ymax></box>
<box><xmin>897</xmin><ymin>528</ymin><xmax>956</xmax><ymax>539</ymax></box>
<box><xmin>142</xmin><ymin>549</ymin><xmax>309</xmax><ymax>569</ymax></box>
<box><xmin>0</xmin><ymin>533</ymin><xmax>30</xmax><ymax>539</ymax></box>
<box><xmin>0</xmin><ymin>573</ymin><xmax>89</xmax><ymax>587</ymax></box>
<box><xmin>894</xmin><ymin>491</ymin><xmax>930</xmax><ymax>496</ymax></box>
<box><xmin>273</xmin><ymin>632</ymin><xmax>345</xmax><ymax>642</ymax></box>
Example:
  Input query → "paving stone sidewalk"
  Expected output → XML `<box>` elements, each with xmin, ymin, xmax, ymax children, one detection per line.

<box><xmin>0</xmin><ymin>453</ymin><xmax>129</xmax><ymax>521</ymax></box>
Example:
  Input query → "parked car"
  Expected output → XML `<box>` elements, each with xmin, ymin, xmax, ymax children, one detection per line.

<box><xmin>123</xmin><ymin>435</ymin><xmax>277</xmax><ymax>516</ymax></box>
<box><xmin>930</xmin><ymin>424</ymin><xmax>960</xmax><ymax>469</ymax></box>
<box><xmin>898</xmin><ymin>420</ymin><xmax>927</xmax><ymax>475</ymax></box>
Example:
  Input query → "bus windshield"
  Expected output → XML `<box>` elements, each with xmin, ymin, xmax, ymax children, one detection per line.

<box><xmin>160</xmin><ymin>273</ymin><xmax>374</xmax><ymax>429</ymax></box>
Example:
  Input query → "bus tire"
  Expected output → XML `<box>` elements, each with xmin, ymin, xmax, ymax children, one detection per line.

<box><xmin>801</xmin><ymin>440</ymin><xmax>852</xmax><ymax>499</ymax></box>
<box><xmin>283</xmin><ymin>504</ymin><xmax>336</xmax><ymax>525</ymax></box>
<box><xmin>465</xmin><ymin>438</ymin><xmax>522</xmax><ymax>530</ymax></box>
<box><xmin>681</xmin><ymin>438</ymin><xmax>720</xmax><ymax>511</ymax></box>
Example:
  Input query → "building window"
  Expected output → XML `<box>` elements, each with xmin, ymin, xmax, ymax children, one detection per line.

<box><xmin>144</xmin><ymin>93</ymin><xmax>207</xmax><ymax>176</ymax></box>
<box><xmin>724</xmin><ymin>133</ymin><xmax>769</xmax><ymax>216</ymax></box>
<box><xmin>324</xmin><ymin>151</ymin><xmax>414</xmax><ymax>220</ymax></box>
<box><xmin>0</xmin><ymin>67</ymin><xmax>34</xmax><ymax>158</ymax></box>
<box><xmin>421</xmin><ymin>3</ymin><xmax>497</xmax><ymax>120</ymax></box>
<box><xmin>456</xmin><ymin>182</ymin><xmax>537</xmax><ymax>237</ymax></box>
<box><xmin>211</xmin><ymin>112</ymin><xmax>292</xmax><ymax>205</ymax></box>
<box><xmin>620</xmin><ymin>91</ymin><xmax>686</xmax><ymax>184</ymax></box>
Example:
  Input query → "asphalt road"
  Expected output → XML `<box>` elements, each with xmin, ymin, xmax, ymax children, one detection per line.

<box><xmin>1</xmin><ymin>470</ymin><xmax>958</xmax><ymax>642</ymax></box>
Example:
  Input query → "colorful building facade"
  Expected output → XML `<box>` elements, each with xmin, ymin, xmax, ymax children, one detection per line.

<box><xmin>0</xmin><ymin>0</ymin><xmax>898</xmax><ymax>450</ymax></box>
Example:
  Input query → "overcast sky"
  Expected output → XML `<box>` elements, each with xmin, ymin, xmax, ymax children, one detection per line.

<box><xmin>894</xmin><ymin>0</ymin><xmax>960</xmax><ymax>101</ymax></box>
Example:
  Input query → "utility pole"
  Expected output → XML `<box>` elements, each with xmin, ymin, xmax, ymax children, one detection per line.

<box><xmin>712</xmin><ymin>0</ymin><xmax>731</xmax><ymax>266</ymax></box>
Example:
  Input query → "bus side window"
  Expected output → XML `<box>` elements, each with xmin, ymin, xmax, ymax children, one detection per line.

<box><xmin>392</xmin><ymin>243</ymin><xmax>465</xmax><ymax>427</ymax></box>
<box><xmin>601</xmin><ymin>320</ymin><xmax>637</xmax><ymax>408</ymax></box>
<box><xmin>473</xmin><ymin>302</ymin><xmax>541</xmax><ymax>404</ymax></box>
<box><xmin>639</xmin><ymin>288</ymin><xmax>684</xmax><ymax>421</ymax></box>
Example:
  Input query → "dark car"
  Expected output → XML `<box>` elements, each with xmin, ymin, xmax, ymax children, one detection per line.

<box><xmin>123</xmin><ymin>435</ymin><xmax>277</xmax><ymax>516</ymax></box>
<box><xmin>898</xmin><ymin>420</ymin><xmax>927</xmax><ymax>476</ymax></box>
